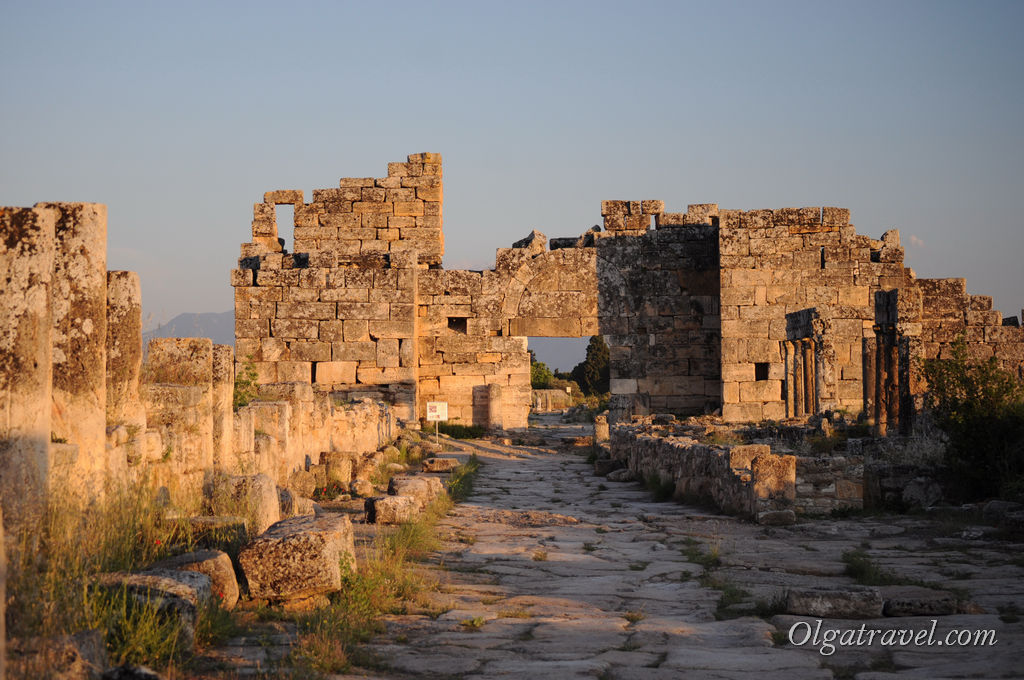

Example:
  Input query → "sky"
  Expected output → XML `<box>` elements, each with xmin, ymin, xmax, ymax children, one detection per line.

<box><xmin>2</xmin><ymin>0</ymin><xmax>1023</xmax><ymax>370</ymax></box>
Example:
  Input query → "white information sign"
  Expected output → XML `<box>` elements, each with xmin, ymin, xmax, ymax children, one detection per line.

<box><xmin>426</xmin><ymin>401</ymin><xmax>448</xmax><ymax>422</ymax></box>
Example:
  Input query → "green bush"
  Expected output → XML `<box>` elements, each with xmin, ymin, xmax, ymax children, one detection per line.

<box><xmin>923</xmin><ymin>336</ymin><xmax>1024</xmax><ymax>500</ymax></box>
<box><xmin>437</xmin><ymin>422</ymin><xmax>486</xmax><ymax>439</ymax></box>
<box><xmin>232</xmin><ymin>355</ymin><xmax>259</xmax><ymax>411</ymax></box>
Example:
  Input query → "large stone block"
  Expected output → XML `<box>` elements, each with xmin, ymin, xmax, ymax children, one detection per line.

<box><xmin>0</xmin><ymin>206</ymin><xmax>56</xmax><ymax>531</ymax></box>
<box><xmin>153</xmin><ymin>549</ymin><xmax>239</xmax><ymax>611</ymax></box>
<box><xmin>239</xmin><ymin>514</ymin><xmax>357</xmax><ymax>601</ymax></box>
<box><xmin>44</xmin><ymin>203</ymin><xmax>108</xmax><ymax>482</ymax></box>
<box><xmin>106</xmin><ymin>271</ymin><xmax>144</xmax><ymax>431</ymax></box>
<box><xmin>94</xmin><ymin>569</ymin><xmax>212</xmax><ymax>650</ymax></box>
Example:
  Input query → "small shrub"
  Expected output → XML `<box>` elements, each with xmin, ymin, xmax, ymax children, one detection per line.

<box><xmin>644</xmin><ymin>473</ymin><xmax>675</xmax><ymax>502</ymax></box>
<box><xmin>842</xmin><ymin>548</ymin><xmax>903</xmax><ymax>586</ymax></box>
<box><xmin>437</xmin><ymin>422</ymin><xmax>486</xmax><ymax>439</ymax></box>
<box><xmin>232</xmin><ymin>355</ymin><xmax>259</xmax><ymax>411</ymax></box>
<box><xmin>460</xmin><ymin>616</ymin><xmax>486</xmax><ymax>630</ymax></box>
<box><xmin>923</xmin><ymin>335</ymin><xmax>1024</xmax><ymax>500</ymax></box>
<box><xmin>531</xmin><ymin>549</ymin><xmax>548</xmax><ymax>561</ymax></box>
<box><xmin>622</xmin><ymin>609</ymin><xmax>645</xmax><ymax>623</ymax></box>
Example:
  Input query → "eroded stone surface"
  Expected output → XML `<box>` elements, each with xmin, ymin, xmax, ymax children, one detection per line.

<box><xmin>238</xmin><ymin>513</ymin><xmax>356</xmax><ymax>602</ymax></box>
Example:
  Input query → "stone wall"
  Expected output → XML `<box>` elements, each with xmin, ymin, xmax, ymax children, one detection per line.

<box><xmin>716</xmin><ymin>207</ymin><xmax>908</xmax><ymax>423</ymax></box>
<box><xmin>609</xmin><ymin>420</ymin><xmax>797</xmax><ymax>523</ymax></box>
<box><xmin>0</xmin><ymin>200</ymin><xmax>400</xmax><ymax>537</ymax></box>
<box><xmin>794</xmin><ymin>454</ymin><xmax>865</xmax><ymax>515</ymax></box>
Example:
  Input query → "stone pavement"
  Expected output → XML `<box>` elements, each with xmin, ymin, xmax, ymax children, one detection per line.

<box><xmin>204</xmin><ymin>416</ymin><xmax>1024</xmax><ymax>679</ymax></box>
<box><xmin>340</xmin><ymin>417</ymin><xmax>1022</xmax><ymax>679</ymax></box>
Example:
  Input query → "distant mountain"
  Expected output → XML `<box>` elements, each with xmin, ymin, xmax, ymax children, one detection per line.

<box><xmin>143</xmin><ymin>310</ymin><xmax>234</xmax><ymax>347</ymax></box>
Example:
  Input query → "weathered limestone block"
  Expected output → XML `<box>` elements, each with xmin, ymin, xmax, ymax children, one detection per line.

<box><xmin>153</xmin><ymin>549</ymin><xmax>239</xmax><ymax>611</ymax></box>
<box><xmin>421</xmin><ymin>457</ymin><xmax>459</xmax><ymax>473</ymax></box>
<box><xmin>320</xmin><ymin>451</ymin><xmax>354</xmax><ymax>485</ymax></box>
<box><xmin>751</xmin><ymin>453</ymin><xmax>796</xmax><ymax>504</ymax></box>
<box><xmin>880</xmin><ymin>585</ymin><xmax>957</xmax><ymax>617</ymax></box>
<box><xmin>511</xmin><ymin>229</ymin><xmax>547</xmax><ymax>257</ymax></box>
<box><xmin>94</xmin><ymin>569</ymin><xmax>212</xmax><ymax>650</ymax></box>
<box><xmin>364</xmin><ymin>494</ymin><xmax>419</xmax><ymax>524</ymax></box>
<box><xmin>106</xmin><ymin>271</ymin><xmax>145</xmax><ymax>432</ymax></box>
<box><xmin>387</xmin><ymin>475</ymin><xmax>445</xmax><ymax>509</ymax></box>
<box><xmin>786</xmin><ymin>587</ymin><xmax>883</xmax><ymax>619</ymax></box>
<box><xmin>211</xmin><ymin>344</ymin><xmax>233</xmax><ymax>469</ymax></box>
<box><xmin>44</xmin><ymin>203</ymin><xmax>108</xmax><ymax>483</ymax></box>
<box><xmin>205</xmin><ymin>472</ymin><xmax>281</xmax><ymax>534</ymax></box>
<box><xmin>0</xmin><ymin>206</ymin><xmax>56</xmax><ymax>531</ymax></box>
<box><xmin>239</xmin><ymin>514</ymin><xmax>357</xmax><ymax>601</ymax></box>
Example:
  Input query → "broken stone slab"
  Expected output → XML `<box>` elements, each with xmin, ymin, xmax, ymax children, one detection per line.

<box><xmin>93</xmin><ymin>569</ymin><xmax>212</xmax><ymax>650</ymax></box>
<box><xmin>511</xmin><ymin>229</ymin><xmax>547</xmax><ymax>257</ymax></box>
<box><xmin>607</xmin><ymin>468</ymin><xmax>636</xmax><ymax>482</ymax></box>
<box><xmin>421</xmin><ymin>457</ymin><xmax>460</xmax><ymax>473</ymax></box>
<box><xmin>388</xmin><ymin>475</ymin><xmax>445</xmax><ymax>508</ymax></box>
<box><xmin>9</xmin><ymin>629</ymin><xmax>108</xmax><ymax>680</ymax></box>
<box><xmin>350</xmin><ymin>478</ymin><xmax>374</xmax><ymax>497</ymax></box>
<box><xmin>593</xmin><ymin>458</ymin><xmax>623</xmax><ymax>476</ymax></box>
<box><xmin>203</xmin><ymin>473</ymin><xmax>280</xmax><ymax>534</ymax></box>
<box><xmin>982</xmin><ymin>499</ymin><xmax>1023</xmax><ymax>523</ymax></box>
<box><xmin>365</xmin><ymin>495</ymin><xmax>420</xmax><ymax>524</ymax></box>
<box><xmin>880</xmin><ymin>585</ymin><xmax>958</xmax><ymax>617</ymax></box>
<box><xmin>152</xmin><ymin>549</ymin><xmax>239</xmax><ymax>611</ymax></box>
<box><xmin>278</xmin><ymin>487</ymin><xmax>318</xmax><ymax>518</ymax></box>
<box><xmin>757</xmin><ymin>509</ymin><xmax>796</xmax><ymax>526</ymax></box>
<box><xmin>786</xmin><ymin>586</ymin><xmax>884</xmax><ymax>619</ymax></box>
<box><xmin>238</xmin><ymin>514</ymin><xmax>356</xmax><ymax>602</ymax></box>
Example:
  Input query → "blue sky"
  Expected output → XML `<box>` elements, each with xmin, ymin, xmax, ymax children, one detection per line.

<box><xmin>2</xmin><ymin>0</ymin><xmax>1023</xmax><ymax>369</ymax></box>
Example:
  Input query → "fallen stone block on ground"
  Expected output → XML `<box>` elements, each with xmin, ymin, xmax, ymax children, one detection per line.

<box><xmin>238</xmin><ymin>514</ymin><xmax>356</xmax><ymax>602</ymax></box>
<box><xmin>152</xmin><ymin>549</ymin><xmax>239</xmax><ymax>611</ymax></box>
<box><xmin>93</xmin><ymin>569</ymin><xmax>212</xmax><ymax>650</ymax></box>
<box><xmin>365</xmin><ymin>494</ymin><xmax>420</xmax><ymax>524</ymax></box>
<box><xmin>786</xmin><ymin>586</ymin><xmax>884</xmax><ymax>618</ymax></box>
<box><xmin>422</xmin><ymin>456</ymin><xmax>459</xmax><ymax>473</ymax></box>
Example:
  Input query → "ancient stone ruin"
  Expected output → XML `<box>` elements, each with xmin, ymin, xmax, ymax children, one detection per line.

<box><xmin>233</xmin><ymin>152</ymin><xmax>1024</xmax><ymax>432</ymax></box>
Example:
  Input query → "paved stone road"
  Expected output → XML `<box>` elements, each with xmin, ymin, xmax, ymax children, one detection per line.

<box><xmin>351</xmin><ymin>418</ymin><xmax>1024</xmax><ymax>680</ymax></box>
<box><xmin>205</xmin><ymin>416</ymin><xmax>1024</xmax><ymax>679</ymax></box>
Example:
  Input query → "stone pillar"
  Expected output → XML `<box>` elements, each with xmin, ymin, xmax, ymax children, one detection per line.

<box><xmin>43</xmin><ymin>203</ymin><xmax>108</xmax><ymax>482</ymax></box>
<box><xmin>862</xmin><ymin>337</ymin><xmax>876</xmax><ymax>425</ymax></box>
<box><xmin>106</xmin><ymin>271</ymin><xmax>145</xmax><ymax>430</ymax></box>
<box><xmin>0</xmin><ymin>205</ymin><xmax>56</xmax><ymax>533</ymax></box>
<box><xmin>783</xmin><ymin>342</ymin><xmax>796</xmax><ymax>418</ymax></box>
<box><xmin>802</xmin><ymin>340</ymin><xmax>816</xmax><ymax>416</ymax></box>
<box><xmin>212</xmin><ymin>344</ymin><xmax>234</xmax><ymax>469</ymax></box>
<box><xmin>875</xmin><ymin>339</ymin><xmax>887</xmax><ymax>436</ymax></box>
<box><xmin>792</xmin><ymin>343</ymin><xmax>801</xmax><ymax>416</ymax></box>
<box><xmin>886</xmin><ymin>343</ymin><xmax>899</xmax><ymax>434</ymax></box>
<box><xmin>487</xmin><ymin>383</ymin><xmax>504</xmax><ymax>430</ymax></box>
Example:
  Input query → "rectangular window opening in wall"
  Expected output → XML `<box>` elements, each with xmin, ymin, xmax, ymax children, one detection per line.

<box><xmin>275</xmin><ymin>203</ymin><xmax>294</xmax><ymax>252</ymax></box>
<box><xmin>820</xmin><ymin>246</ymin><xmax>826</xmax><ymax>269</ymax></box>
<box><xmin>448</xmin><ymin>317</ymin><xmax>468</xmax><ymax>334</ymax></box>
<box><xmin>754</xmin><ymin>362</ymin><xmax>770</xmax><ymax>381</ymax></box>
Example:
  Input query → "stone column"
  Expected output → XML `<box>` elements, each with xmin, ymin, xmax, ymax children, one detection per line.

<box><xmin>802</xmin><ymin>340</ymin><xmax>816</xmax><ymax>416</ymax></box>
<box><xmin>106</xmin><ymin>271</ymin><xmax>145</xmax><ymax>431</ymax></box>
<box><xmin>783</xmin><ymin>342</ymin><xmax>795</xmax><ymax>418</ymax></box>
<box><xmin>487</xmin><ymin>383</ymin><xmax>504</xmax><ymax>430</ymax></box>
<box><xmin>43</xmin><ymin>202</ymin><xmax>108</xmax><ymax>483</ymax></box>
<box><xmin>212</xmin><ymin>344</ymin><xmax>235</xmax><ymax>469</ymax></box>
<box><xmin>0</xmin><ymin>205</ymin><xmax>56</xmax><ymax>533</ymax></box>
<box><xmin>862</xmin><ymin>337</ymin><xmax>876</xmax><ymax>425</ymax></box>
